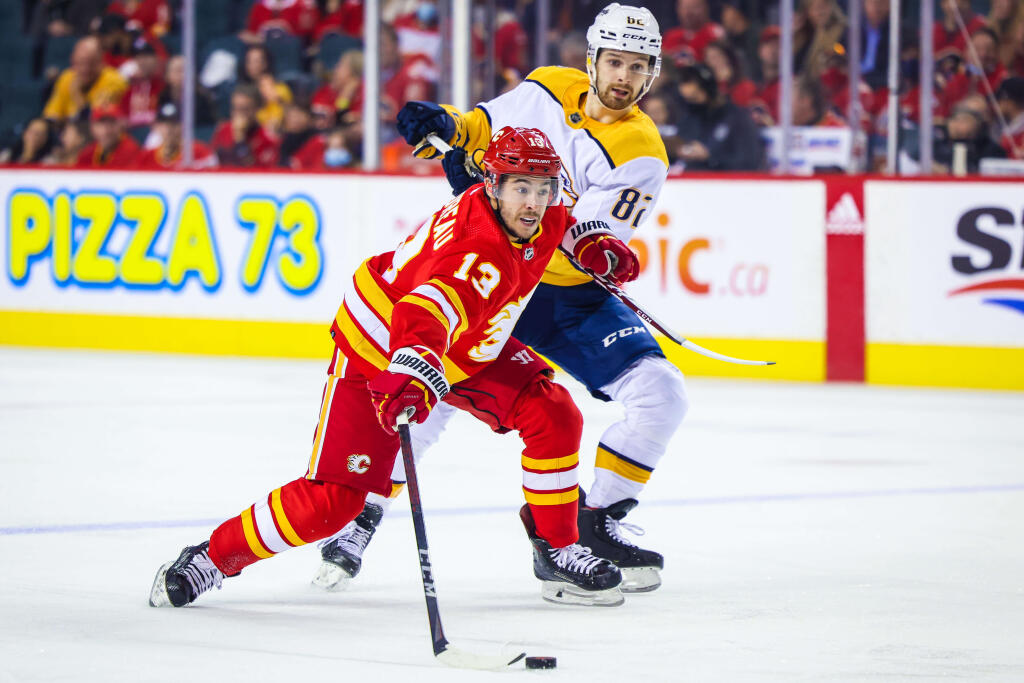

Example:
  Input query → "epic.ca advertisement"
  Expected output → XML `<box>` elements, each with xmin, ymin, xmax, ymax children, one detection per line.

<box><xmin>865</xmin><ymin>181</ymin><xmax>1024</xmax><ymax>347</ymax></box>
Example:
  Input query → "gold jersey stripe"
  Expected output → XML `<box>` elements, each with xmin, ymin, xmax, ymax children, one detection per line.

<box><xmin>426</xmin><ymin>279</ymin><xmax>469</xmax><ymax>343</ymax></box>
<box><xmin>240</xmin><ymin>507</ymin><xmax>274</xmax><ymax>559</ymax></box>
<box><xmin>270</xmin><ymin>487</ymin><xmax>306</xmax><ymax>547</ymax></box>
<box><xmin>595</xmin><ymin>447</ymin><xmax>653</xmax><ymax>485</ymax></box>
<box><xmin>523</xmin><ymin>487</ymin><xmax>580</xmax><ymax>506</ymax></box>
<box><xmin>521</xmin><ymin>452</ymin><xmax>579</xmax><ymax>471</ymax></box>
<box><xmin>399</xmin><ymin>293</ymin><xmax>451</xmax><ymax>340</ymax></box>
<box><xmin>354</xmin><ymin>263</ymin><xmax>395</xmax><ymax>320</ymax></box>
<box><xmin>307</xmin><ymin>375</ymin><xmax>338</xmax><ymax>475</ymax></box>
<box><xmin>333</xmin><ymin>305</ymin><xmax>388</xmax><ymax>370</ymax></box>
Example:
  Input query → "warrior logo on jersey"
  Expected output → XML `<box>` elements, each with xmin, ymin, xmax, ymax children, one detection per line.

<box><xmin>347</xmin><ymin>454</ymin><xmax>371</xmax><ymax>474</ymax></box>
<box><xmin>468</xmin><ymin>295</ymin><xmax>531</xmax><ymax>362</ymax></box>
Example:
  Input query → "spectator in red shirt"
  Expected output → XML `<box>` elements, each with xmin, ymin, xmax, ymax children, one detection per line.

<box><xmin>495</xmin><ymin>9</ymin><xmax>529</xmax><ymax>76</ymax></box>
<box><xmin>291</xmin><ymin>126</ymin><xmax>355</xmax><ymax>170</ymax></box>
<box><xmin>393</xmin><ymin>1</ymin><xmax>442</xmax><ymax>66</ymax></box>
<box><xmin>242</xmin><ymin>0</ymin><xmax>321</xmax><ymax>45</ymax></box>
<box><xmin>97</xmin><ymin>14</ymin><xmax>134</xmax><ymax>71</ymax></box>
<box><xmin>107</xmin><ymin>0</ymin><xmax>171</xmax><ymax>38</ymax></box>
<box><xmin>939</xmin><ymin>27</ymin><xmax>1007</xmax><ymax>118</ymax></box>
<box><xmin>121</xmin><ymin>37</ymin><xmax>165</xmax><ymax>130</ymax></box>
<box><xmin>380</xmin><ymin>24</ymin><xmax>435</xmax><ymax>123</ymax></box>
<box><xmin>75</xmin><ymin>104</ymin><xmax>142</xmax><ymax>168</ymax></box>
<box><xmin>662</xmin><ymin>0</ymin><xmax>725</xmax><ymax>65</ymax></box>
<box><xmin>934</xmin><ymin>0</ymin><xmax>988</xmax><ymax>55</ymax></box>
<box><xmin>212</xmin><ymin>84</ymin><xmax>281</xmax><ymax>167</ymax></box>
<box><xmin>136</xmin><ymin>101</ymin><xmax>217</xmax><ymax>169</ymax></box>
<box><xmin>996</xmin><ymin>76</ymin><xmax>1024</xmax><ymax>158</ymax></box>
<box><xmin>313</xmin><ymin>0</ymin><xmax>363</xmax><ymax>42</ymax></box>
<box><xmin>751</xmin><ymin>26</ymin><xmax>781</xmax><ymax>125</ymax></box>
<box><xmin>704</xmin><ymin>40</ymin><xmax>756</xmax><ymax>107</ymax></box>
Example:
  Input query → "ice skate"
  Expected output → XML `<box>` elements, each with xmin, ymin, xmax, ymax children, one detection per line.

<box><xmin>149</xmin><ymin>541</ymin><xmax>225</xmax><ymax>607</ymax></box>
<box><xmin>520</xmin><ymin>505</ymin><xmax>623</xmax><ymax>606</ymax></box>
<box><xmin>578</xmin><ymin>495</ymin><xmax>664</xmax><ymax>593</ymax></box>
<box><xmin>312</xmin><ymin>501</ymin><xmax>384</xmax><ymax>591</ymax></box>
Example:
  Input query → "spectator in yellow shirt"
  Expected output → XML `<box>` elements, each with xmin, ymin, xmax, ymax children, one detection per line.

<box><xmin>43</xmin><ymin>36</ymin><xmax>128</xmax><ymax>122</ymax></box>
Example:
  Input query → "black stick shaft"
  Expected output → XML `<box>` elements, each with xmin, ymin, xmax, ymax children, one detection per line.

<box><xmin>397</xmin><ymin>416</ymin><xmax>450</xmax><ymax>656</ymax></box>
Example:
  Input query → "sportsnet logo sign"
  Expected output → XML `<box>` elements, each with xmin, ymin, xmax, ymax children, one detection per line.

<box><xmin>947</xmin><ymin>207</ymin><xmax>1024</xmax><ymax>317</ymax></box>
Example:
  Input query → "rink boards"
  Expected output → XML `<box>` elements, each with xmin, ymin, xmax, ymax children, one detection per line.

<box><xmin>1</xmin><ymin>168</ymin><xmax>1022</xmax><ymax>390</ymax></box>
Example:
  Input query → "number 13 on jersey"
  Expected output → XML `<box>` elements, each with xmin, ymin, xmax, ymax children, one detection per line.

<box><xmin>453</xmin><ymin>252</ymin><xmax>501</xmax><ymax>299</ymax></box>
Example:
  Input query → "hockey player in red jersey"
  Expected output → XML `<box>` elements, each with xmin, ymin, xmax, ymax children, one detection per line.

<box><xmin>148</xmin><ymin>126</ymin><xmax>639</xmax><ymax>609</ymax></box>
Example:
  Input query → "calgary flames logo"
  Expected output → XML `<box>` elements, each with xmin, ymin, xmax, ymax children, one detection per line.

<box><xmin>468</xmin><ymin>296</ymin><xmax>530</xmax><ymax>362</ymax></box>
<box><xmin>347</xmin><ymin>454</ymin><xmax>371</xmax><ymax>474</ymax></box>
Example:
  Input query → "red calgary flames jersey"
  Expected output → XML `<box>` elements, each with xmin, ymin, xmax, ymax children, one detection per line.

<box><xmin>332</xmin><ymin>184</ymin><xmax>573</xmax><ymax>383</ymax></box>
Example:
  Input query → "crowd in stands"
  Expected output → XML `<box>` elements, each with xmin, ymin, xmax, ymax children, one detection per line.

<box><xmin>2</xmin><ymin>0</ymin><xmax>1024</xmax><ymax>174</ymax></box>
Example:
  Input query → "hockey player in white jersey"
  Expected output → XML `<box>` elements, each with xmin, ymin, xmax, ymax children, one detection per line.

<box><xmin>313</xmin><ymin>3</ymin><xmax>688</xmax><ymax>595</ymax></box>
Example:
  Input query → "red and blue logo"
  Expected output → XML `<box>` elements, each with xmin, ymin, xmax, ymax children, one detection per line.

<box><xmin>948</xmin><ymin>278</ymin><xmax>1024</xmax><ymax>316</ymax></box>
<box><xmin>948</xmin><ymin>208</ymin><xmax>1024</xmax><ymax>317</ymax></box>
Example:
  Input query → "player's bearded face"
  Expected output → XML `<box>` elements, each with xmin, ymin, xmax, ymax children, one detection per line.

<box><xmin>594</xmin><ymin>51</ymin><xmax>652</xmax><ymax>109</ymax></box>
<box><xmin>490</xmin><ymin>174</ymin><xmax>553</xmax><ymax>240</ymax></box>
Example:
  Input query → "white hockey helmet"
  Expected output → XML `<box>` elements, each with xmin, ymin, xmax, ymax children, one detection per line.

<box><xmin>586</xmin><ymin>3</ymin><xmax>663</xmax><ymax>102</ymax></box>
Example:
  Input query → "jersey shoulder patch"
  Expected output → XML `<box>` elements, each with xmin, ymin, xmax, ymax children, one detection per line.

<box><xmin>590</xmin><ymin>110</ymin><xmax>669</xmax><ymax>169</ymax></box>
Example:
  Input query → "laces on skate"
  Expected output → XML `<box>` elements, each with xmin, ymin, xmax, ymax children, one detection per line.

<box><xmin>182</xmin><ymin>551</ymin><xmax>224</xmax><ymax>596</ymax></box>
<box><xmin>549</xmin><ymin>544</ymin><xmax>605</xmax><ymax>574</ymax></box>
<box><xmin>605</xmin><ymin>517</ymin><xmax>645</xmax><ymax>548</ymax></box>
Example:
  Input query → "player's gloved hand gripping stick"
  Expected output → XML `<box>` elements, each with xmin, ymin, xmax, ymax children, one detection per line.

<box><xmin>421</xmin><ymin>133</ymin><xmax>775</xmax><ymax>367</ymax></box>
<box><xmin>395</xmin><ymin>408</ymin><xmax>529</xmax><ymax>670</ymax></box>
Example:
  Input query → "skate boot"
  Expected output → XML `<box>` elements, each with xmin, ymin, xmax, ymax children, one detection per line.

<box><xmin>520</xmin><ymin>505</ymin><xmax>623</xmax><ymax>607</ymax></box>
<box><xmin>149</xmin><ymin>541</ymin><xmax>225</xmax><ymax>607</ymax></box>
<box><xmin>578</xmin><ymin>495</ymin><xmax>664</xmax><ymax>593</ymax></box>
<box><xmin>312</xmin><ymin>501</ymin><xmax>384</xmax><ymax>591</ymax></box>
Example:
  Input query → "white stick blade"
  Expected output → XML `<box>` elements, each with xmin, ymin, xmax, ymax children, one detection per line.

<box><xmin>436</xmin><ymin>647</ymin><xmax>526</xmax><ymax>671</ymax></box>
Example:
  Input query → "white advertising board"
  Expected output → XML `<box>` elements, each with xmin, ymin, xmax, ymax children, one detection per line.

<box><xmin>628</xmin><ymin>179</ymin><xmax>826</xmax><ymax>340</ymax></box>
<box><xmin>865</xmin><ymin>181</ymin><xmax>1024</xmax><ymax>347</ymax></box>
<box><xmin>0</xmin><ymin>169</ymin><xmax>450</xmax><ymax>322</ymax></box>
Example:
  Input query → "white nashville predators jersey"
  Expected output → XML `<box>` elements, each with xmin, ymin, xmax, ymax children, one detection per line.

<box><xmin>442</xmin><ymin>66</ymin><xmax>669</xmax><ymax>286</ymax></box>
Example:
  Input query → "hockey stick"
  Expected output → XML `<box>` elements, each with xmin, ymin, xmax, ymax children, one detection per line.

<box><xmin>422</xmin><ymin>133</ymin><xmax>774</xmax><ymax>367</ymax></box>
<box><xmin>396</xmin><ymin>410</ymin><xmax>527</xmax><ymax>670</ymax></box>
<box><xmin>557</xmin><ymin>246</ymin><xmax>775</xmax><ymax>366</ymax></box>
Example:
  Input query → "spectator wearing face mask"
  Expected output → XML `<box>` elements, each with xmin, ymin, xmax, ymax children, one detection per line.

<box><xmin>289</xmin><ymin>125</ymin><xmax>353</xmax><ymax>170</ymax></box>
<box><xmin>672</xmin><ymin>63</ymin><xmax>765</xmax><ymax>171</ymax></box>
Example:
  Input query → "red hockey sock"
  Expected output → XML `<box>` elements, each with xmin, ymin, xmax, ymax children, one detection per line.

<box><xmin>208</xmin><ymin>477</ymin><xmax>367</xmax><ymax>575</ymax></box>
<box><xmin>510</xmin><ymin>378</ymin><xmax>583</xmax><ymax>548</ymax></box>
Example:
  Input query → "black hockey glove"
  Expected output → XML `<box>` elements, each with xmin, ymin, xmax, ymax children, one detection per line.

<box><xmin>396</xmin><ymin>101</ymin><xmax>455</xmax><ymax>157</ymax></box>
<box><xmin>441</xmin><ymin>147</ymin><xmax>481</xmax><ymax>195</ymax></box>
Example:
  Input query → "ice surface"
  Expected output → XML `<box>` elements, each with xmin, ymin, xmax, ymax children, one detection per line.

<box><xmin>1</xmin><ymin>347</ymin><xmax>1023</xmax><ymax>682</ymax></box>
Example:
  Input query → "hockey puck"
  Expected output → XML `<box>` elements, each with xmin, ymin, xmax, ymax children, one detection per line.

<box><xmin>525</xmin><ymin>656</ymin><xmax>557</xmax><ymax>669</ymax></box>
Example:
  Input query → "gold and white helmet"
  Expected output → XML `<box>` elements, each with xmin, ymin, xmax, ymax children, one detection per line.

<box><xmin>586</xmin><ymin>3</ymin><xmax>663</xmax><ymax>102</ymax></box>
